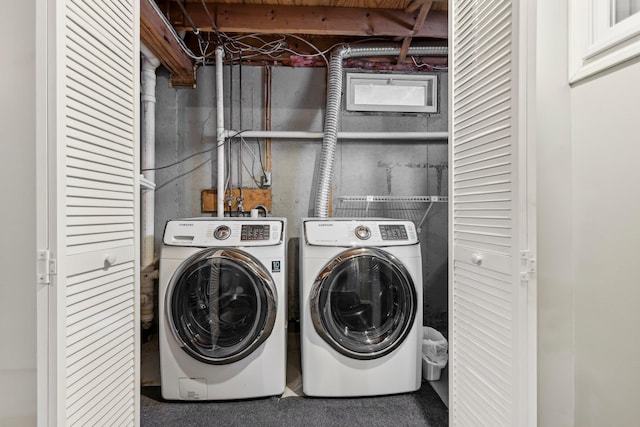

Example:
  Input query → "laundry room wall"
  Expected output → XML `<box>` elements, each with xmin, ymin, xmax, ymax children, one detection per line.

<box><xmin>153</xmin><ymin>65</ymin><xmax>448</xmax><ymax>328</ymax></box>
<box><xmin>0</xmin><ymin>1</ymin><xmax>37</xmax><ymax>424</ymax></box>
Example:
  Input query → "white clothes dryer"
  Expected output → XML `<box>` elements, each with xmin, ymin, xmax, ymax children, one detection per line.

<box><xmin>159</xmin><ymin>218</ymin><xmax>287</xmax><ymax>400</ymax></box>
<box><xmin>300</xmin><ymin>218</ymin><xmax>422</xmax><ymax>397</ymax></box>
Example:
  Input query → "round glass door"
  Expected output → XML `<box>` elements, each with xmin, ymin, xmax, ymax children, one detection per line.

<box><xmin>310</xmin><ymin>248</ymin><xmax>417</xmax><ymax>360</ymax></box>
<box><xmin>166</xmin><ymin>248</ymin><xmax>277</xmax><ymax>364</ymax></box>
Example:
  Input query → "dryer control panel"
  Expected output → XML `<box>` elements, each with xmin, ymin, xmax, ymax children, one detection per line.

<box><xmin>304</xmin><ymin>219</ymin><xmax>418</xmax><ymax>246</ymax></box>
<box><xmin>163</xmin><ymin>219</ymin><xmax>285</xmax><ymax>247</ymax></box>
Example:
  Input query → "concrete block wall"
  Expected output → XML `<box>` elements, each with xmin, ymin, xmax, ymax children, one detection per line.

<box><xmin>153</xmin><ymin>64</ymin><xmax>448</xmax><ymax>329</ymax></box>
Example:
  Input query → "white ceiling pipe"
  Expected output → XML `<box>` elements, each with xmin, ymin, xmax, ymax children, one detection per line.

<box><xmin>225</xmin><ymin>130</ymin><xmax>448</xmax><ymax>140</ymax></box>
<box><xmin>215</xmin><ymin>46</ymin><xmax>225</xmax><ymax>218</ymax></box>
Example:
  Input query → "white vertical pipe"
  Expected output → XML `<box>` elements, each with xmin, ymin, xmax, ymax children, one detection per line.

<box><xmin>140</xmin><ymin>43</ymin><xmax>160</xmax><ymax>329</ymax></box>
<box><xmin>141</xmin><ymin>44</ymin><xmax>159</xmax><ymax>269</ymax></box>
<box><xmin>215</xmin><ymin>47</ymin><xmax>225</xmax><ymax>218</ymax></box>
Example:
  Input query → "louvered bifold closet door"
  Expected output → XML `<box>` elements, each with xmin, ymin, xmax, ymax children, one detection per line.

<box><xmin>56</xmin><ymin>0</ymin><xmax>139</xmax><ymax>425</ymax></box>
<box><xmin>450</xmin><ymin>0</ymin><xmax>533</xmax><ymax>426</ymax></box>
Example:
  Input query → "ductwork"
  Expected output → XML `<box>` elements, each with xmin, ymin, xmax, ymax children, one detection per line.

<box><xmin>314</xmin><ymin>44</ymin><xmax>448</xmax><ymax>218</ymax></box>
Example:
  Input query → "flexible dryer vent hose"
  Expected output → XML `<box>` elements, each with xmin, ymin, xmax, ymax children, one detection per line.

<box><xmin>314</xmin><ymin>44</ymin><xmax>448</xmax><ymax>218</ymax></box>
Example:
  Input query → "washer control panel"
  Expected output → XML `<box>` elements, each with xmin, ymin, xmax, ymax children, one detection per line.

<box><xmin>304</xmin><ymin>219</ymin><xmax>418</xmax><ymax>246</ymax></box>
<box><xmin>379</xmin><ymin>224</ymin><xmax>409</xmax><ymax>241</ymax></box>
<box><xmin>241</xmin><ymin>224</ymin><xmax>270</xmax><ymax>241</ymax></box>
<box><xmin>163</xmin><ymin>219</ymin><xmax>285</xmax><ymax>247</ymax></box>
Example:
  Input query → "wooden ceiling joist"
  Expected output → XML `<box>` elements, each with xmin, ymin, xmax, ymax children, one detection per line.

<box><xmin>164</xmin><ymin>3</ymin><xmax>447</xmax><ymax>39</ymax></box>
<box><xmin>140</xmin><ymin>0</ymin><xmax>196</xmax><ymax>87</ymax></box>
<box><xmin>399</xmin><ymin>0</ymin><xmax>434</xmax><ymax>62</ymax></box>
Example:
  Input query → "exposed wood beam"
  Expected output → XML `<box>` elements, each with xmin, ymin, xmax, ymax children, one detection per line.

<box><xmin>399</xmin><ymin>0</ymin><xmax>433</xmax><ymax>62</ymax></box>
<box><xmin>140</xmin><ymin>0</ymin><xmax>196</xmax><ymax>87</ymax></box>
<box><xmin>164</xmin><ymin>3</ymin><xmax>447</xmax><ymax>38</ymax></box>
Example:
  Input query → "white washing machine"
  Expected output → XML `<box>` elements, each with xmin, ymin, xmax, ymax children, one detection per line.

<box><xmin>159</xmin><ymin>218</ymin><xmax>287</xmax><ymax>400</ymax></box>
<box><xmin>300</xmin><ymin>218</ymin><xmax>422</xmax><ymax>397</ymax></box>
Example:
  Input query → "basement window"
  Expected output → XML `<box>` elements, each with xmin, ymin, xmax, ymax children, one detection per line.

<box><xmin>345</xmin><ymin>73</ymin><xmax>437</xmax><ymax>113</ymax></box>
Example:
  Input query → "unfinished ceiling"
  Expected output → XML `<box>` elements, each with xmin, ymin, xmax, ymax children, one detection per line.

<box><xmin>141</xmin><ymin>0</ymin><xmax>448</xmax><ymax>86</ymax></box>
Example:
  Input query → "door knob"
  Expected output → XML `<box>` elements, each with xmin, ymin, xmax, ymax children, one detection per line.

<box><xmin>471</xmin><ymin>253</ymin><xmax>482</xmax><ymax>265</ymax></box>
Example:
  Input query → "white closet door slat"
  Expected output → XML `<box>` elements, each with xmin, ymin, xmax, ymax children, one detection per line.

<box><xmin>450</xmin><ymin>0</ymin><xmax>534</xmax><ymax>425</ymax></box>
<box><xmin>67</xmin><ymin>127</ymin><xmax>133</xmax><ymax>157</ymax></box>
<box><xmin>54</xmin><ymin>0</ymin><xmax>138</xmax><ymax>425</ymax></box>
<box><xmin>66</xmin><ymin>214</ymin><xmax>133</xmax><ymax>227</ymax></box>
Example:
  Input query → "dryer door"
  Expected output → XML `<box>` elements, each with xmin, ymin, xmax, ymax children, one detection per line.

<box><xmin>310</xmin><ymin>247</ymin><xmax>417</xmax><ymax>360</ymax></box>
<box><xmin>166</xmin><ymin>248</ymin><xmax>277</xmax><ymax>364</ymax></box>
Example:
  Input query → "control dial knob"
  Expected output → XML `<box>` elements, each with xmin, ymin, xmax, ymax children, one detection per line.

<box><xmin>354</xmin><ymin>225</ymin><xmax>371</xmax><ymax>240</ymax></box>
<box><xmin>213</xmin><ymin>225</ymin><xmax>231</xmax><ymax>240</ymax></box>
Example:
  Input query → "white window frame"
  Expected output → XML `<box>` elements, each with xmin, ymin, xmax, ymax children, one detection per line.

<box><xmin>570</xmin><ymin>0</ymin><xmax>640</xmax><ymax>84</ymax></box>
<box><xmin>345</xmin><ymin>72</ymin><xmax>438</xmax><ymax>113</ymax></box>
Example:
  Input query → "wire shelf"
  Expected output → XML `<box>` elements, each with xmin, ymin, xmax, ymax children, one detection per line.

<box><xmin>335</xmin><ymin>195</ymin><xmax>448</xmax><ymax>231</ymax></box>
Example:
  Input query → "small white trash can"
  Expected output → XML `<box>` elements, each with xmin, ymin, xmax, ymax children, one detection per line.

<box><xmin>422</xmin><ymin>326</ymin><xmax>448</xmax><ymax>381</ymax></box>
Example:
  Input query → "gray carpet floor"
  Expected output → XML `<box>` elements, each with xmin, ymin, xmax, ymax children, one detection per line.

<box><xmin>141</xmin><ymin>384</ymin><xmax>448</xmax><ymax>427</ymax></box>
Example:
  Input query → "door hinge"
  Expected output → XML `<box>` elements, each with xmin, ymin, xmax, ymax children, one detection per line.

<box><xmin>37</xmin><ymin>250</ymin><xmax>57</xmax><ymax>285</ymax></box>
<box><xmin>520</xmin><ymin>250</ymin><xmax>536</xmax><ymax>283</ymax></box>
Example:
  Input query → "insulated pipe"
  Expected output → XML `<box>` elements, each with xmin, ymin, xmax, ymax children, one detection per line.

<box><xmin>140</xmin><ymin>43</ymin><xmax>160</xmax><ymax>329</ymax></box>
<box><xmin>215</xmin><ymin>47</ymin><xmax>225</xmax><ymax>217</ymax></box>
<box><xmin>314</xmin><ymin>44</ymin><xmax>448</xmax><ymax>218</ymax></box>
<box><xmin>225</xmin><ymin>130</ymin><xmax>448</xmax><ymax>140</ymax></box>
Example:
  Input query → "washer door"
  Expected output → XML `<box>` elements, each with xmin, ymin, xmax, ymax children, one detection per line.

<box><xmin>166</xmin><ymin>248</ymin><xmax>277</xmax><ymax>365</ymax></box>
<box><xmin>310</xmin><ymin>247</ymin><xmax>417</xmax><ymax>360</ymax></box>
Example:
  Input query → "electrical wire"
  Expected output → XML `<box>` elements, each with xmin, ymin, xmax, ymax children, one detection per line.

<box><xmin>174</xmin><ymin>0</ymin><xmax>201</xmax><ymax>39</ymax></box>
<box><xmin>242</xmin><ymin>161</ymin><xmax>263</xmax><ymax>187</ymax></box>
<box><xmin>195</xmin><ymin>0</ymin><xmax>333</xmax><ymax>65</ymax></box>
<box><xmin>142</xmin><ymin>130</ymin><xmax>254</xmax><ymax>171</ymax></box>
<box><xmin>238</xmin><ymin>136</ymin><xmax>267</xmax><ymax>182</ymax></box>
<box><xmin>156</xmin><ymin>1</ymin><xmax>446</xmax><ymax>69</ymax></box>
<box><xmin>411</xmin><ymin>55</ymin><xmax>448</xmax><ymax>71</ymax></box>
<box><xmin>142</xmin><ymin>146</ymin><xmax>216</xmax><ymax>171</ymax></box>
<box><xmin>146</xmin><ymin>0</ymin><xmax>207</xmax><ymax>62</ymax></box>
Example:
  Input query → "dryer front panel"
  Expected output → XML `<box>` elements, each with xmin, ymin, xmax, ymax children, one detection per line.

<box><xmin>166</xmin><ymin>248</ymin><xmax>277</xmax><ymax>365</ymax></box>
<box><xmin>310</xmin><ymin>247</ymin><xmax>417</xmax><ymax>360</ymax></box>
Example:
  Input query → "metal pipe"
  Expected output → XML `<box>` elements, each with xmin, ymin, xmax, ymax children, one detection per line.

<box><xmin>225</xmin><ymin>130</ymin><xmax>448</xmax><ymax>140</ymax></box>
<box><xmin>215</xmin><ymin>46</ymin><xmax>225</xmax><ymax>217</ymax></box>
<box><xmin>314</xmin><ymin>44</ymin><xmax>448</xmax><ymax>218</ymax></box>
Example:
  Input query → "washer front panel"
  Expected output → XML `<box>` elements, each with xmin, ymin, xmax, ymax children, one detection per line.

<box><xmin>166</xmin><ymin>248</ymin><xmax>277</xmax><ymax>365</ymax></box>
<box><xmin>303</xmin><ymin>219</ymin><xmax>418</xmax><ymax>247</ymax></box>
<box><xmin>163</xmin><ymin>219</ymin><xmax>285</xmax><ymax>247</ymax></box>
<box><xmin>310</xmin><ymin>247</ymin><xmax>417</xmax><ymax>360</ymax></box>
